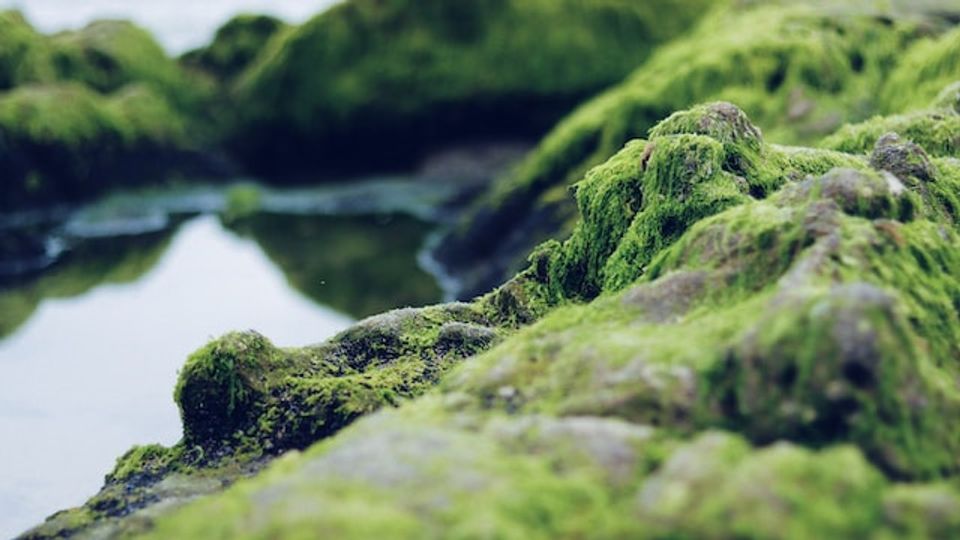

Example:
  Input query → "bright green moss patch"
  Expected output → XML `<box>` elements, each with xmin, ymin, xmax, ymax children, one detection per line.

<box><xmin>175</xmin><ymin>304</ymin><xmax>501</xmax><ymax>453</ymax></box>
<box><xmin>48</xmin><ymin>20</ymin><xmax>195</xmax><ymax>101</ymax></box>
<box><xmin>881</xmin><ymin>27</ymin><xmax>960</xmax><ymax>114</ymax></box>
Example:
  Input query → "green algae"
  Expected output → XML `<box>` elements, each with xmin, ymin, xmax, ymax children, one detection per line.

<box><xmin>133</xmin><ymin>410</ymin><xmax>960</xmax><ymax>539</ymax></box>
<box><xmin>822</xmin><ymin>83</ymin><xmax>960</xmax><ymax>157</ymax></box>
<box><xmin>0</xmin><ymin>82</ymin><xmax>193</xmax><ymax>208</ymax></box>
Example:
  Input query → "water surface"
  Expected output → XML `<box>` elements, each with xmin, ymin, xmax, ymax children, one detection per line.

<box><xmin>0</xmin><ymin>198</ymin><xmax>442</xmax><ymax>537</ymax></box>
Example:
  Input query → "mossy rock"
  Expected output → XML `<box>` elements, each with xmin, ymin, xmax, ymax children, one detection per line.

<box><xmin>180</xmin><ymin>14</ymin><xmax>288</xmax><ymax>82</ymax></box>
<box><xmin>0</xmin><ymin>82</ymin><xmax>202</xmax><ymax>208</ymax></box>
<box><xmin>48</xmin><ymin>21</ymin><xmax>190</xmax><ymax>99</ymax></box>
<box><xmin>227</xmin><ymin>0</ymin><xmax>714</xmax><ymax>175</ymax></box>
<box><xmin>21</xmin><ymin>97</ymin><xmax>960</xmax><ymax>537</ymax></box>
<box><xmin>84</xmin><ymin>412</ymin><xmax>960</xmax><ymax>539</ymax></box>
<box><xmin>0</xmin><ymin>10</ymin><xmax>56</xmax><ymax>90</ymax></box>
<box><xmin>823</xmin><ymin>82</ymin><xmax>960</xmax><ymax>157</ymax></box>
<box><xmin>434</xmin><ymin>0</ymin><xmax>956</xmax><ymax>299</ymax></box>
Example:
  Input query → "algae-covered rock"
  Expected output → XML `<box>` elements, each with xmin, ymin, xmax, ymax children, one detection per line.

<box><xmin>434</xmin><ymin>1</ymin><xmax>957</xmax><ymax>298</ymax></box>
<box><xmin>22</xmin><ymin>303</ymin><xmax>503</xmax><ymax>537</ymax></box>
<box><xmin>48</xmin><ymin>20</ymin><xmax>201</xmax><ymax>104</ymax></box>
<box><xmin>228</xmin><ymin>0</ymin><xmax>714</xmax><ymax>175</ymax></box>
<box><xmin>93</xmin><ymin>410</ymin><xmax>960</xmax><ymax>539</ymax></box>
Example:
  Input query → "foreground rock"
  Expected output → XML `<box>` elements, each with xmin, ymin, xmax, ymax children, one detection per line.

<box><xmin>23</xmin><ymin>100</ymin><xmax>960</xmax><ymax>538</ymax></box>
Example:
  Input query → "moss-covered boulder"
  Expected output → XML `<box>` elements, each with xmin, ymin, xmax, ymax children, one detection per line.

<box><xmin>0</xmin><ymin>13</ymin><xmax>229</xmax><ymax>210</ymax></box>
<box><xmin>180</xmin><ymin>14</ymin><xmax>288</xmax><ymax>82</ymax></box>
<box><xmin>0</xmin><ymin>82</ymin><xmax>215</xmax><ymax>209</ymax></box>
<box><xmin>0</xmin><ymin>10</ymin><xmax>56</xmax><ymax>90</ymax></box>
<box><xmin>227</xmin><ymin>0</ymin><xmax>714</xmax><ymax>175</ymax></box>
<box><xmin>433</xmin><ymin>1</ymin><xmax>958</xmax><ymax>299</ymax></box>
<box><xmin>47</xmin><ymin>20</ymin><xmax>201</xmax><ymax>103</ymax></box>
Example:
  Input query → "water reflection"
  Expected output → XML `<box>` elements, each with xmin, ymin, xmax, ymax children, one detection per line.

<box><xmin>0</xmin><ymin>186</ymin><xmax>445</xmax><ymax>537</ymax></box>
<box><xmin>231</xmin><ymin>212</ymin><xmax>442</xmax><ymax>318</ymax></box>
<box><xmin>0</xmin><ymin>229</ymin><xmax>175</xmax><ymax>339</ymax></box>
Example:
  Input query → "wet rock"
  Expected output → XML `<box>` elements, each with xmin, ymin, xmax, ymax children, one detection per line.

<box><xmin>870</xmin><ymin>132</ymin><xmax>936</xmax><ymax>183</ymax></box>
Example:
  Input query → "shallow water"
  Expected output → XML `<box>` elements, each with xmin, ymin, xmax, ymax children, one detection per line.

<box><xmin>0</xmin><ymin>0</ymin><xmax>340</xmax><ymax>53</ymax></box>
<box><xmin>0</xmin><ymin>202</ymin><xmax>442</xmax><ymax>537</ymax></box>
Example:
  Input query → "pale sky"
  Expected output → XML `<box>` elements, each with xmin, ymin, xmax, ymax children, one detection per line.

<box><xmin>0</xmin><ymin>0</ymin><xmax>340</xmax><ymax>53</ymax></box>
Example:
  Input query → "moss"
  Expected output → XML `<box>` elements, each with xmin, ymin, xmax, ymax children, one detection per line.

<box><xmin>174</xmin><ymin>303</ymin><xmax>500</xmax><ymax>454</ymax></box>
<box><xmin>458</xmin><ymin>152</ymin><xmax>960</xmax><ymax>481</ymax></box>
<box><xmin>221</xmin><ymin>183</ymin><xmax>263</xmax><ymax>224</ymax></box>
<box><xmin>46</xmin><ymin>19</ymin><xmax>213</xmax><ymax>113</ymax></box>
<box><xmin>0</xmin><ymin>10</ymin><xmax>56</xmax><ymax>90</ymax></box>
<box><xmin>122</xmin><ymin>411</ymin><xmax>960</xmax><ymax>539</ymax></box>
<box><xmin>104</xmin><ymin>444</ymin><xmax>192</xmax><ymax>486</ymax></box>
<box><xmin>822</xmin><ymin>84</ymin><xmax>960</xmax><ymax>157</ymax></box>
<box><xmin>228</xmin><ymin>0</ymin><xmax>714</xmax><ymax>174</ymax></box>
<box><xmin>437</xmin><ymin>0</ymin><xmax>937</xmax><ymax>296</ymax></box>
<box><xmin>0</xmin><ymin>82</ymin><xmax>194</xmax><ymax>208</ymax></box>
<box><xmin>181</xmin><ymin>14</ymin><xmax>288</xmax><ymax>82</ymax></box>
<box><xmin>24</xmin><ymin>93</ymin><xmax>960</xmax><ymax>536</ymax></box>
<box><xmin>542</xmin><ymin>102</ymin><xmax>877</xmax><ymax>300</ymax></box>
<box><xmin>881</xmin><ymin>26</ymin><xmax>960</xmax><ymax>114</ymax></box>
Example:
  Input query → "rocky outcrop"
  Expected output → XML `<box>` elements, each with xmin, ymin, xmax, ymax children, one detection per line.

<box><xmin>24</xmin><ymin>98</ymin><xmax>960</xmax><ymax>538</ymax></box>
<box><xmin>433</xmin><ymin>1</ymin><xmax>960</xmax><ymax>299</ymax></box>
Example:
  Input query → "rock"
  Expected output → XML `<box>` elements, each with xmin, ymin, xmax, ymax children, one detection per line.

<box><xmin>870</xmin><ymin>133</ymin><xmax>937</xmax><ymax>183</ymax></box>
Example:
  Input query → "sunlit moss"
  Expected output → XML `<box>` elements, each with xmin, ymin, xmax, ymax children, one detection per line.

<box><xmin>0</xmin><ymin>10</ymin><xmax>56</xmax><ymax>89</ymax></box>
